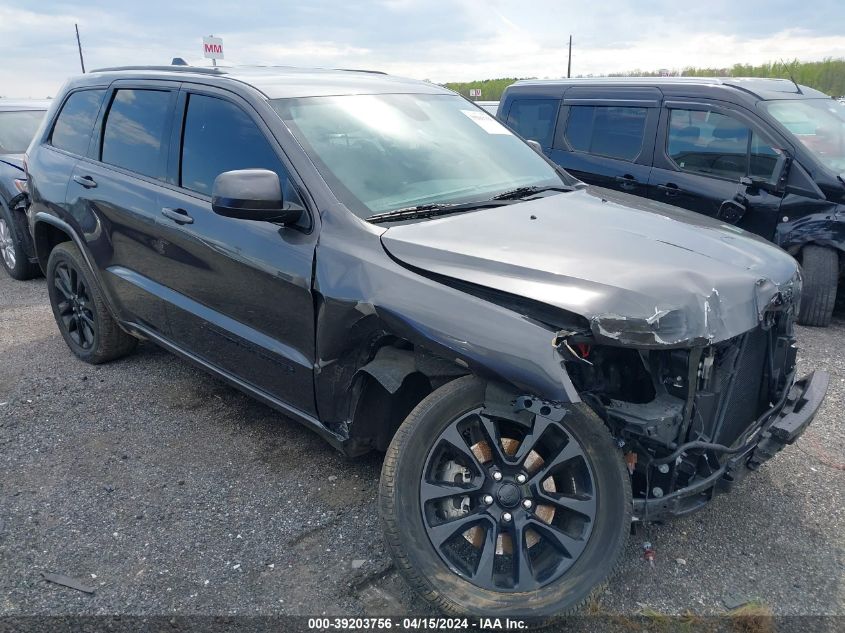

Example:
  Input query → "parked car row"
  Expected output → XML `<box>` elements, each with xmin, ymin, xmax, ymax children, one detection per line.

<box><xmin>498</xmin><ymin>77</ymin><xmax>845</xmax><ymax>326</ymax></box>
<box><xmin>5</xmin><ymin>67</ymin><xmax>831</xmax><ymax>625</ymax></box>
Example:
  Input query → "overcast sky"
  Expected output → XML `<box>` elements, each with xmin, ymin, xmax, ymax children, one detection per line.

<box><xmin>2</xmin><ymin>0</ymin><xmax>844</xmax><ymax>98</ymax></box>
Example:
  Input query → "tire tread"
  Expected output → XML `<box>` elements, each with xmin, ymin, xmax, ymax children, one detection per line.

<box><xmin>798</xmin><ymin>245</ymin><xmax>839</xmax><ymax>327</ymax></box>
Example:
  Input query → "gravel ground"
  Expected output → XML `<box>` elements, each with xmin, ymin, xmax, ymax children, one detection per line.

<box><xmin>1</xmin><ymin>268</ymin><xmax>843</xmax><ymax>627</ymax></box>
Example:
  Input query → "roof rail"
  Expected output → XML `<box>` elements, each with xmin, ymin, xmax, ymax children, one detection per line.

<box><xmin>334</xmin><ymin>68</ymin><xmax>388</xmax><ymax>75</ymax></box>
<box><xmin>90</xmin><ymin>65</ymin><xmax>223</xmax><ymax>75</ymax></box>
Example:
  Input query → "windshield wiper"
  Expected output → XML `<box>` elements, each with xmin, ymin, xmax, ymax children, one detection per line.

<box><xmin>492</xmin><ymin>185</ymin><xmax>574</xmax><ymax>200</ymax></box>
<box><xmin>366</xmin><ymin>199</ymin><xmax>517</xmax><ymax>224</ymax></box>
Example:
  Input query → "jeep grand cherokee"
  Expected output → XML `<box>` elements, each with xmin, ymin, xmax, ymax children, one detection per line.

<box><xmin>25</xmin><ymin>65</ymin><xmax>828</xmax><ymax>624</ymax></box>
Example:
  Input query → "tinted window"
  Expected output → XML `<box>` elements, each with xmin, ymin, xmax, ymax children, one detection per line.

<box><xmin>506</xmin><ymin>99</ymin><xmax>559</xmax><ymax>148</ymax></box>
<box><xmin>0</xmin><ymin>110</ymin><xmax>46</xmax><ymax>154</ymax></box>
<box><xmin>749</xmin><ymin>131</ymin><xmax>781</xmax><ymax>180</ymax></box>
<box><xmin>50</xmin><ymin>90</ymin><xmax>105</xmax><ymax>155</ymax></box>
<box><xmin>181</xmin><ymin>94</ymin><xmax>299</xmax><ymax>204</ymax></box>
<box><xmin>565</xmin><ymin>106</ymin><xmax>648</xmax><ymax>161</ymax></box>
<box><xmin>101</xmin><ymin>89</ymin><xmax>172</xmax><ymax>179</ymax></box>
<box><xmin>668</xmin><ymin>109</ymin><xmax>749</xmax><ymax>180</ymax></box>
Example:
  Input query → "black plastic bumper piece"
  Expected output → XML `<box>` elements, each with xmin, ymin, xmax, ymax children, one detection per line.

<box><xmin>633</xmin><ymin>371</ymin><xmax>828</xmax><ymax>521</ymax></box>
<box><xmin>748</xmin><ymin>370</ymin><xmax>829</xmax><ymax>469</ymax></box>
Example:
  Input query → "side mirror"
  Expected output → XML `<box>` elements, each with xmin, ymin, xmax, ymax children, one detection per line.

<box><xmin>526</xmin><ymin>139</ymin><xmax>544</xmax><ymax>154</ymax></box>
<box><xmin>740</xmin><ymin>151</ymin><xmax>790</xmax><ymax>193</ymax></box>
<box><xmin>211</xmin><ymin>169</ymin><xmax>301</xmax><ymax>224</ymax></box>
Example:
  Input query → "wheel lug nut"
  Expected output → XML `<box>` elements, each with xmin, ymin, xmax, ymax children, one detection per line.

<box><xmin>522</xmin><ymin>499</ymin><xmax>533</xmax><ymax>509</ymax></box>
<box><xmin>502</xmin><ymin>512</ymin><xmax>512</xmax><ymax>522</ymax></box>
<box><xmin>483</xmin><ymin>494</ymin><xmax>494</xmax><ymax>505</ymax></box>
<box><xmin>516</xmin><ymin>473</ymin><xmax>527</xmax><ymax>483</ymax></box>
<box><xmin>492</xmin><ymin>471</ymin><xmax>503</xmax><ymax>481</ymax></box>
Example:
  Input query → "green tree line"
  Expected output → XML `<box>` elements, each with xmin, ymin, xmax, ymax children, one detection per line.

<box><xmin>445</xmin><ymin>58</ymin><xmax>845</xmax><ymax>101</ymax></box>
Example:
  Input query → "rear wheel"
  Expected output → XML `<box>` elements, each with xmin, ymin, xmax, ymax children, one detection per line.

<box><xmin>0</xmin><ymin>204</ymin><xmax>39</xmax><ymax>280</ymax></box>
<box><xmin>798</xmin><ymin>244</ymin><xmax>839</xmax><ymax>327</ymax></box>
<box><xmin>380</xmin><ymin>376</ymin><xmax>630</xmax><ymax>625</ymax></box>
<box><xmin>46</xmin><ymin>242</ymin><xmax>137</xmax><ymax>364</ymax></box>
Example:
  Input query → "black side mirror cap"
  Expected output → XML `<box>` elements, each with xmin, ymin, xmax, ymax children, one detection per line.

<box><xmin>211</xmin><ymin>169</ymin><xmax>302</xmax><ymax>224</ymax></box>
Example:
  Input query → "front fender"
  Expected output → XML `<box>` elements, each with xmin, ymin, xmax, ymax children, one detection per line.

<box><xmin>776</xmin><ymin>209</ymin><xmax>845</xmax><ymax>256</ymax></box>
<box><xmin>312</xmin><ymin>213</ymin><xmax>579</xmax><ymax>431</ymax></box>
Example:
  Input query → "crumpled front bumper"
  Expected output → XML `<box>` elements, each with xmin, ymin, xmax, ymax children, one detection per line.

<box><xmin>633</xmin><ymin>370</ymin><xmax>829</xmax><ymax>521</ymax></box>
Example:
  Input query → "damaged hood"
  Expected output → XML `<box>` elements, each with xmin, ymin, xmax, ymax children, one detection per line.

<box><xmin>380</xmin><ymin>187</ymin><xmax>801</xmax><ymax>347</ymax></box>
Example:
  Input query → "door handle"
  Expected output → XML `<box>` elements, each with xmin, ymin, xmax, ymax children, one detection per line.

<box><xmin>657</xmin><ymin>183</ymin><xmax>683</xmax><ymax>196</ymax></box>
<box><xmin>161</xmin><ymin>207</ymin><xmax>194</xmax><ymax>225</ymax></box>
<box><xmin>614</xmin><ymin>174</ymin><xmax>638</xmax><ymax>190</ymax></box>
<box><xmin>72</xmin><ymin>174</ymin><xmax>97</xmax><ymax>189</ymax></box>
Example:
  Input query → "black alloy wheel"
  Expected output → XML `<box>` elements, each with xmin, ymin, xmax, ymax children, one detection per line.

<box><xmin>380</xmin><ymin>376</ymin><xmax>631</xmax><ymax>624</ymax></box>
<box><xmin>419</xmin><ymin>404</ymin><xmax>597</xmax><ymax>591</ymax></box>
<box><xmin>46</xmin><ymin>242</ymin><xmax>137</xmax><ymax>364</ymax></box>
<box><xmin>53</xmin><ymin>260</ymin><xmax>97</xmax><ymax>350</ymax></box>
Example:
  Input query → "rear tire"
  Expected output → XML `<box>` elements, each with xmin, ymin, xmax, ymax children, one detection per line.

<box><xmin>46</xmin><ymin>242</ymin><xmax>137</xmax><ymax>364</ymax></box>
<box><xmin>0</xmin><ymin>204</ymin><xmax>40</xmax><ymax>280</ymax></box>
<box><xmin>798</xmin><ymin>245</ymin><xmax>839</xmax><ymax>327</ymax></box>
<box><xmin>379</xmin><ymin>376</ymin><xmax>630</xmax><ymax>626</ymax></box>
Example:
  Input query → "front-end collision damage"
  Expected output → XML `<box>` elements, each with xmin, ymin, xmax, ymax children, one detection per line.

<box><xmin>584</xmin><ymin>271</ymin><xmax>802</xmax><ymax>348</ymax></box>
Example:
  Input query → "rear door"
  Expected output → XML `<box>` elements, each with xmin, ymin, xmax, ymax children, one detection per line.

<box><xmin>648</xmin><ymin>100</ymin><xmax>785</xmax><ymax>239</ymax></box>
<box><xmin>28</xmin><ymin>88</ymin><xmax>107</xmax><ymax>246</ymax></box>
<box><xmin>548</xmin><ymin>87</ymin><xmax>660</xmax><ymax>195</ymax></box>
<box><xmin>65</xmin><ymin>81</ymin><xmax>179</xmax><ymax>334</ymax></box>
<box><xmin>152</xmin><ymin>85</ymin><xmax>318</xmax><ymax>414</ymax></box>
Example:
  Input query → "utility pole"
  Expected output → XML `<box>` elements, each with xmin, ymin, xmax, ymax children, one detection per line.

<box><xmin>75</xmin><ymin>23</ymin><xmax>86</xmax><ymax>73</ymax></box>
<box><xmin>567</xmin><ymin>35</ymin><xmax>572</xmax><ymax>78</ymax></box>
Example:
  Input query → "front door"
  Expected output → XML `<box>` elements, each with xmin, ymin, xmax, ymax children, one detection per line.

<box><xmin>648</xmin><ymin>101</ymin><xmax>785</xmax><ymax>240</ymax></box>
<box><xmin>152</xmin><ymin>87</ymin><xmax>318</xmax><ymax>415</ymax></box>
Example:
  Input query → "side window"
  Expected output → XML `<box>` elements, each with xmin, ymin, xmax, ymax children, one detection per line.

<box><xmin>668</xmin><ymin>109</ymin><xmax>749</xmax><ymax>180</ymax></box>
<box><xmin>101</xmin><ymin>89</ymin><xmax>172</xmax><ymax>179</ymax></box>
<box><xmin>180</xmin><ymin>94</ymin><xmax>303</xmax><ymax>207</ymax></box>
<box><xmin>506</xmin><ymin>99</ymin><xmax>559</xmax><ymax>148</ymax></box>
<box><xmin>50</xmin><ymin>89</ymin><xmax>105</xmax><ymax>156</ymax></box>
<box><xmin>564</xmin><ymin>105</ymin><xmax>648</xmax><ymax>161</ymax></box>
<box><xmin>749</xmin><ymin>131</ymin><xmax>781</xmax><ymax>180</ymax></box>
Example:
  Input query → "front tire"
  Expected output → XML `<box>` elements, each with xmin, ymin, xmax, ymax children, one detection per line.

<box><xmin>798</xmin><ymin>245</ymin><xmax>839</xmax><ymax>327</ymax></box>
<box><xmin>379</xmin><ymin>376</ymin><xmax>630</xmax><ymax>625</ymax></box>
<box><xmin>46</xmin><ymin>242</ymin><xmax>137</xmax><ymax>364</ymax></box>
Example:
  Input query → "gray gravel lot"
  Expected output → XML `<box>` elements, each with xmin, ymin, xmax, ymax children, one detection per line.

<box><xmin>1</xmin><ymin>268</ymin><xmax>843</xmax><ymax>624</ymax></box>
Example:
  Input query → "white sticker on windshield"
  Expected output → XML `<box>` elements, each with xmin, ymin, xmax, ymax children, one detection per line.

<box><xmin>461</xmin><ymin>109</ymin><xmax>512</xmax><ymax>135</ymax></box>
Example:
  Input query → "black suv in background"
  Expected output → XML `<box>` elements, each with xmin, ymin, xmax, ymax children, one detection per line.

<box><xmin>25</xmin><ymin>66</ymin><xmax>827</xmax><ymax>623</ymax></box>
<box><xmin>499</xmin><ymin>78</ymin><xmax>845</xmax><ymax>326</ymax></box>
<box><xmin>0</xmin><ymin>99</ymin><xmax>49</xmax><ymax>279</ymax></box>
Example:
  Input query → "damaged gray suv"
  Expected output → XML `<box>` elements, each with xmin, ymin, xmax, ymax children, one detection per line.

<box><xmin>26</xmin><ymin>66</ymin><xmax>828</xmax><ymax>624</ymax></box>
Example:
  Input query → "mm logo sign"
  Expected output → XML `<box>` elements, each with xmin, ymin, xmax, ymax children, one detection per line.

<box><xmin>203</xmin><ymin>36</ymin><xmax>224</xmax><ymax>60</ymax></box>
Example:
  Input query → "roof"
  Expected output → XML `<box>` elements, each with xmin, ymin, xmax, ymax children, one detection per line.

<box><xmin>508</xmin><ymin>77</ymin><xmax>831</xmax><ymax>101</ymax></box>
<box><xmin>0</xmin><ymin>99</ymin><xmax>52</xmax><ymax>111</ymax></box>
<box><xmin>84</xmin><ymin>65</ymin><xmax>453</xmax><ymax>99</ymax></box>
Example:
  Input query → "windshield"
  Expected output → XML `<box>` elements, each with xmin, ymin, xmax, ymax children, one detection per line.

<box><xmin>763</xmin><ymin>99</ymin><xmax>845</xmax><ymax>173</ymax></box>
<box><xmin>0</xmin><ymin>110</ymin><xmax>46</xmax><ymax>154</ymax></box>
<box><xmin>271</xmin><ymin>93</ymin><xmax>565</xmax><ymax>217</ymax></box>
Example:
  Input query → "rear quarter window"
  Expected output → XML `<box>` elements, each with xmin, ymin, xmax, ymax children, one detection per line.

<box><xmin>506</xmin><ymin>99</ymin><xmax>559</xmax><ymax>148</ymax></box>
<box><xmin>50</xmin><ymin>89</ymin><xmax>105</xmax><ymax>156</ymax></box>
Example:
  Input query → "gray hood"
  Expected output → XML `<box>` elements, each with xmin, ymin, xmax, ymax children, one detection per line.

<box><xmin>380</xmin><ymin>187</ymin><xmax>801</xmax><ymax>347</ymax></box>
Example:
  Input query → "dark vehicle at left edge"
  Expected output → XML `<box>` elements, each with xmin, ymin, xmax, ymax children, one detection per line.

<box><xmin>0</xmin><ymin>99</ymin><xmax>50</xmax><ymax>279</ymax></box>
